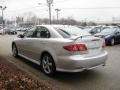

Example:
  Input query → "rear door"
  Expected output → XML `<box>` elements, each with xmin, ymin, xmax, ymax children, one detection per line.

<box><xmin>27</xmin><ymin>26</ymin><xmax>51</xmax><ymax>61</ymax></box>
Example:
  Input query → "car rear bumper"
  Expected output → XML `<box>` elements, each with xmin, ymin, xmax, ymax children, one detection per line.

<box><xmin>56</xmin><ymin>51</ymin><xmax>108</xmax><ymax>72</ymax></box>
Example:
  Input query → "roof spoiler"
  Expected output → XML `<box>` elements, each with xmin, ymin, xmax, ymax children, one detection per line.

<box><xmin>70</xmin><ymin>35</ymin><xmax>92</xmax><ymax>41</ymax></box>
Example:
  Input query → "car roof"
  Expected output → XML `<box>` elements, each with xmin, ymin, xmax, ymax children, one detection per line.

<box><xmin>36</xmin><ymin>25</ymin><xmax>74</xmax><ymax>28</ymax></box>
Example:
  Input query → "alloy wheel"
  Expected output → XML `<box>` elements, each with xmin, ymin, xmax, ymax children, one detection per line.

<box><xmin>41</xmin><ymin>54</ymin><xmax>55</xmax><ymax>76</ymax></box>
<box><xmin>12</xmin><ymin>45</ymin><xmax>18</xmax><ymax>57</ymax></box>
<box><xmin>111</xmin><ymin>38</ymin><xmax>115</xmax><ymax>46</ymax></box>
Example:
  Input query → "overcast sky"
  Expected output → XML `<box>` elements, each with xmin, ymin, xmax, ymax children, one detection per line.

<box><xmin>1</xmin><ymin>0</ymin><xmax>120</xmax><ymax>21</ymax></box>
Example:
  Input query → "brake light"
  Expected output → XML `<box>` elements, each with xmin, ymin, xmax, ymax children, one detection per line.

<box><xmin>63</xmin><ymin>44</ymin><xmax>87</xmax><ymax>52</ymax></box>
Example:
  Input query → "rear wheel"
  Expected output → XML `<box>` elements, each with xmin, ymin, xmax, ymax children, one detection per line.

<box><xmin>12</xmin><ymin>44</ymin><xmax>18</xmax><ymax>57</ymax></box>
<box><xmin>110</xmin><ymin>38</ymin><xmax>115</xmax><ymax>46</ymax></box>
<box><xmin>41</xmin><ymin>53</ymin><xmax>56</xmax><ymax>76</ymax></box>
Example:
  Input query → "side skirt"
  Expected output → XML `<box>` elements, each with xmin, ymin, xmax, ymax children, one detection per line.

<box><xmin>18</xmin><ymin>53</ymin><xmax>40</xmax><ymax>65</ymax></box>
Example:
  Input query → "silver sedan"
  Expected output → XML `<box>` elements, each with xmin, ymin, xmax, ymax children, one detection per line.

<box><xmin>12</xmin><ymin>25</ymin><xmax>108</xmax><ymax>76</ymax></box>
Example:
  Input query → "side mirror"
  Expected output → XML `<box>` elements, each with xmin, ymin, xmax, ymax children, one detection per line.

<box><xmin>17</xmin><ymin>34</ymin><xmax>24</xmax><ymax>38</ymax></box>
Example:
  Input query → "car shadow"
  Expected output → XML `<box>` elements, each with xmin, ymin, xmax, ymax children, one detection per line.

<box><xmin>16</xmin><ymin>56</ymin><xmax>103</xmax><ymax>84</ymax></box>
<box><xmin>106</xmin><ymin>43</ymin><xmax>120</xmax><ymax>47</ymax></box>
<box><xmin>53</xmin><ymin>70</ymin><xmax>102</xmax><ymax>83</ymax></box>
<box><xmin>16</xmin><ymin>56</ymin><xmax>41</xmax><ymax>71</ymax></box>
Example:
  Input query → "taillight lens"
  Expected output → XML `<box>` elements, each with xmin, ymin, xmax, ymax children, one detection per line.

<box><xmin>63</xmin><ymin>44</ymin><xmax>87</xmax><ymax>52</ymax></box>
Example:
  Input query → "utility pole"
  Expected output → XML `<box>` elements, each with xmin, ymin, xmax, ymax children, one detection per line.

<box><xmin>46</xmin><ymin>0</ymin><xmax>53</xmax><ymax>24</ymax></box>
<box><xmin>0</xmin><ymin>6</ymin><xmax>7</xmax><ymax>32</ymax></box>
<box><xmin>55</xmin><ymin>8</ymin><xmax>61</xmax><ymax>23</ymax></box>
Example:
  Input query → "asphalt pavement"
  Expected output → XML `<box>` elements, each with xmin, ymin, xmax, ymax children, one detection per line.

<box><xmin>0</xmin><ymin>35</ymin><xmax>120</xmax><ymax>90</ymax></box>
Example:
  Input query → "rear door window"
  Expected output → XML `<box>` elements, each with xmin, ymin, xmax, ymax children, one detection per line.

<box><xmin>56</xmin><ymin>28</ymin><xmax>71</xmax><ymax>38</ymax></box>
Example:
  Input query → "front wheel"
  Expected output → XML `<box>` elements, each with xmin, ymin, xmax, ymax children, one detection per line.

<box><xmin>110</xmin><ymin>38</ymin><xmax>115</xmax><ymax>46</ymax></box>
<box><xmin>41</xmin><ymin>53</ymin><xmax>56</xmax><ymax>76</ymax></box>
<box><xmin>12</xmin><ymin>44</ymin><xmax>18</xmax><ymax>57</ymax></box>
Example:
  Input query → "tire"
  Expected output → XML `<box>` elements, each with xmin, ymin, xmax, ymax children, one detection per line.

<box><xmin>110</xmin><ymin>38</ymin><xmax>115</xmax><ymax>46</ymax></box>
<box><xmin>41</xmin><ymin>53</ymin><xmax>56</xmax><ymax>76</ymax></box>
<box><xmin>12</xmin><ymin>44</ymin><xmax>18</xmax><ymax>57</ymax></box>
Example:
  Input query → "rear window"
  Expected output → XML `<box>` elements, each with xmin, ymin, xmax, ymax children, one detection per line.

<box><xmin>101</xmin><ymin>28</ymin><xmax>117</xmax><ymax>33</ymax></box>
<box><xmin>54</xmin><ymin>26</ymin><xmax>90</xmax><ymax>38</ymax></box>
<box><xmin>56</xmin><ymin>28</ymin><xmax>71</xmax><ymax>38</ymax></box>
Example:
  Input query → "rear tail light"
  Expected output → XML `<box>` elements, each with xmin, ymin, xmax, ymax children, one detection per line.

<box><xmin>63</xmin><ymin>44</ymin><xmax>87</xmax><ymax>52</ymax></box>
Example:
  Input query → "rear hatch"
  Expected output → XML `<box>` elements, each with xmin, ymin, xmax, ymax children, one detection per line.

<box><xmin>74</xmin><ymin>35</ymin><xmax>104</xmax><ymax>57</ymax></box>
